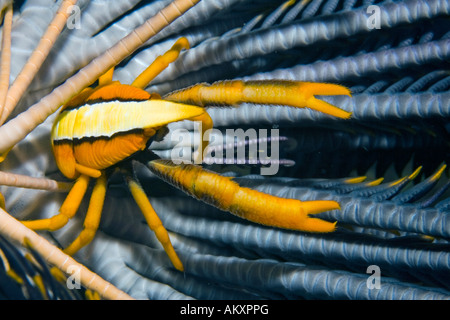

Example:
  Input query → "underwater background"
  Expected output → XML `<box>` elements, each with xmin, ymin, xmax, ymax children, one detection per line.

<box><xmin>0</xmin><ymin>0</ymin><xmax>449</xmax><ymax>299</ymax></box>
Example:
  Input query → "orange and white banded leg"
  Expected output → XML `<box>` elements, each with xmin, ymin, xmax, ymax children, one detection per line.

<box><xmin>164</xmin><ymin>80</ymin><xmax>352</xmax><ymax>119</ymax></box>
<box><xmin>125</xmin><ymin>174</ymin><xmax>184</xmax><ymax>271</ymax></box>
<box><xmin>147</xmin><ymin>160</ymin><xmax>339</xmax><ymax>233</ymax></box>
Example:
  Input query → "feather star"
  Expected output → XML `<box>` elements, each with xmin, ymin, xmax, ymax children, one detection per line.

<box><xmin>0</xmin><ymin>0</ymin><xmax>449</xmax><ymax>300</ymax></box>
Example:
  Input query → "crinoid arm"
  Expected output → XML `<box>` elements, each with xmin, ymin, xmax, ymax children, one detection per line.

<box><xmin>0</xmin><ymin>0</ymin><xmax>80</xmax><ymax>125</ymax></box>
<box><xmin>0</xmin><ymin>3</ymin><xmax>12</xmax><ymax>122</ymax></box>
<box><xmin>147</xmin><ymin>160</ymin><xmax>339</xmax><ymax>233</ymax></box>
<box><xmin>163</xmin><ymin>80</ymin><xmax>352</xmax><ymax>119</ymax></box>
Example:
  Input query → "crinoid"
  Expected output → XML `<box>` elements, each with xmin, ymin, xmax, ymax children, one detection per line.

<box><xmin>0</xmin><ymin>0</ymin><xmax>449</xmax><ymax>300</ymax></box>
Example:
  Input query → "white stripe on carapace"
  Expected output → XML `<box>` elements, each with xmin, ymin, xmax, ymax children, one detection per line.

<box><xmin>52</xmin><ymin>99</ymin><xmax>206</xmax><ymax>141</ymax></box>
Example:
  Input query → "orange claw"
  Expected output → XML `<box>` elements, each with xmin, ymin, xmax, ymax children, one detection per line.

<box><xmin>298</xmin><ymin>82</ymin><xmax>352</xmax><ymax>119</ymax></box>
<box><xmin>164</xmin><ymin>79</ymin><xmax>352</xmax><ymax>119</ymax></box>
<box><xmin>147</xmin><ymin>160</ymin><xmax>339</xmax><ymax>233</ymax></box>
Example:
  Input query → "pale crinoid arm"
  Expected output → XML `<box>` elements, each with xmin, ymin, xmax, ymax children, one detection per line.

<box><xmin>0</xmin><ymin>3</ymin><xmax>12</xmax><ymax>121</ymax></box>
<box><xmin>0</xmin><ymin>0</ymin><xmax>79</xmax><ymax>125</ymax></box>
<box><xmin>0</xmin><ymin>170</ymin><xmax>72</xmax><ymax>191</ymax></box>
<box><xmin>164</xmin><ymin>80</ymin><xmax>352</xmax><ymax>119</ymax></box>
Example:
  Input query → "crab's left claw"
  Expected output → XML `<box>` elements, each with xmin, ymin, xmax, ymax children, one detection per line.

<box><xmin>147</xmin><ymin>160</ymin><xmax>340</xmax><ymax>233</ymax></box>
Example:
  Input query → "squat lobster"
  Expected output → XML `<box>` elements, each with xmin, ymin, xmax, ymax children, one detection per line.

<box><xmin>19</xmin><ymin>37</ymin><xmax>351</xmax><ymax>272</ymax></box>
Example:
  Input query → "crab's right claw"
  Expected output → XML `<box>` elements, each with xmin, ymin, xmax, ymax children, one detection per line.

<box><xmin>297</xmin><ymin>200</ymin><xmax>340</xmax><ymax>232</ymax></box>
<box><xmin>299</xmin><ymin>82</ymin><xmax>352</xmax><ymax>119</ymax></box>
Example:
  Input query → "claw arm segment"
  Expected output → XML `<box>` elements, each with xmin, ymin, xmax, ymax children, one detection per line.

<box><xmin>147</xmin><ymin>160</ymin><xmax>339</xmax><ymax>233</ymax></box>
<box><xmin>189</xmin><ymin>112</ymin><xmax>214</xmax><ymax>164</ymax></box>
<box><xmin>126</xmin><ymin>175</ymin><xmax>184</xmax><ymax>271</ymax></box>
<box><xmin>22</xmin><ymin>175</ymin><xmax>90</xmax><ymax>231</ymax></box>
<box><xmin>132</xmin><ymin>37</ymin><xmax>190</xmax><ymax>89</ymax></box>
<box><xmin>164</xmin><ymin>80</ymin><xmax>352</xmax><ymax>119</ymax></box>
<box><xmin>63</xmin><ymin>173</ymin><xmax>107</xmax><ymax>256</ymax></box>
